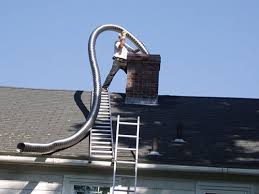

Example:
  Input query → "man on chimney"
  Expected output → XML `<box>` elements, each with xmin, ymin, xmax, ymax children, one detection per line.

<box><xmin>102</xmin><ymin>31</ymin><xmax>140</xmax><ymax>92</ymax></box>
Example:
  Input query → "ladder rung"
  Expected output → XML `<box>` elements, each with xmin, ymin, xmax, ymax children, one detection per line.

<box><xmin>99</xmin><ymin>106</ymin><xmax>109</xmax><ymax>108</ymax></box>
<box><xmin>100</xmin><ymin>102</ymin><xmax>109</xmax><ymax>105</ymax></box>
<box><xmin>91</xmin><ymin>129</ymin><xmax>111</xmax><ymax>132</ymax></box>
<box><xmin>119</xmin><ymin>121</ymin><xmax>138</xmax><ymax>126</ymax></box>
<box><xmin>97</xmin><ymin>114</ymin><xmax>109</xmax><ymax>116</ymax></box>
<box><xmin>93</xmin><ymin>125</ymin><xmax>110</xmax><ymax>128</ymax></box>
<box><xmin>98</xmin><ymin>113</ymin><xmax>110</xmax><ymax>116</ymax></box>
<box><xmin>100</xmin><ymin>105</ymin><xmax>109</xmax><ymax>108</ymax></box>
<box><xmin>99</xmin><ymin>110</ymin><xmax>110</xmax><ymax>113</ymax></box>
<box><xmin>91</xmin><ymin>141</ymin><xmax>111</xmax><ymax>144</ymax></box>
<box><xmin>91</xmin><ymin>137</ymin><xmax>111</xmax><ymax>140</ymax></box>
<box><xmin>116</xmin><ymin>174</ymin><xmax>135</xmax><ymax>178</ymax></box>
<box><xmin>97</xmin><ymin>116</ymin><xmax>110</xmax><ymax>118</ymax></box>
<box><xmin>117</xmin><ymin>147</ymin><xmax>136</xmax><ymax>151</ymax></box>
<box><xmin>91</xmin><ymin>150</ymin><xmax>113</xmax><ymax>153</ymax></box>
<box><xmin>91</xmin><ymin>154</ymin><xmax>112</xmax><ymax>159</ymax></box>
<box><xmin>118</xmin><ymin>135</ymin><xmax>137</xmax><ymax>138</ymax></box>
<box><xmin>91</xmin><ymin>133</ymin><xmax>111</xmax><ymax>136</ymax></box>
<box><xmin>91</xmin><ymin>145</ymin><xmax>112</xmax><ymax>149</ymax></box>
<box><xmin>99</xmin><ymin>108</ymin><xmax>109</xmax><ymax>111</ymax></box>
<box><xmin>113</xmin><ymin>189</ymin><xmax>135</xmax><ymax>192</ymax></box>
<box><xmin>95</xmin><ymin>118</ymin><xmax>110</xmax><ymax>122</ymax></box>
<box><xmin>116</xmin><ymin>160</ymin><xmax>135</xmax><ymax>164</ymax></box>
<box><xmin>98</xmin><ymin>112</ymin><xmax>109</xmax><ymax>115</ymax></box>
<box><xmin>97</xmin><ymin>114</ymin><xmax>110</xmax><ymax>117</ymax></box>
<box><xmin>96</xmin><ymin>117</ymin><xmax>110</xmax><ymax>120</ymax></box>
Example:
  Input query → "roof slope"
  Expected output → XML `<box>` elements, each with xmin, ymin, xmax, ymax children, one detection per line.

<box><xmin>1</xmin><ymin>87</ymin><xmax>259</xmax><ymax>168</ymax></box>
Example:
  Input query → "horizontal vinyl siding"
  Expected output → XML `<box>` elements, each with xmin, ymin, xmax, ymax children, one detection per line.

<box><xmin>0</xmin><ymin>172</ymin><xmax>63</xmax><ymax>194</ymax></box>
<box><xmin>145</xmin><ymin>189</ymin><xmax>194</xmax><ymax>194</ymax></box>
<box><xmin>63</xmin><ymin>175</ymin><xmax>196</xmax><ymax>194</ymax></box>
<box><xmin>0</xmin><ymin>165</ymin><xmax>258</xmax><ymax>194</ymax></box>
<box><xmin>254</xmin><ymin>184</ymin><xmax>259</xmax><ymax>194</ymax></box>
<box><xmin>137</xmin><ymin>177</ymin><xmax>195</xmax><ymax>191</ymax></box>
<box><xmin>0</xmin><ymin>189</ymin><xmax>61</xmax><ymax>194</ymax></box>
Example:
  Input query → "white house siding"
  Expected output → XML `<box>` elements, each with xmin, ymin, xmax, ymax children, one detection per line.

<box><xmin>63</xmin><ymin>174</ymin><xmax>196</xmax><ymax>194</ymax></box>
<box><xmin>0</xmin><ymin>169</ymin><xmax>63</xmax><ymax>194</ymax></box>
<box><xmin>130</xmin><ymin>177</ymin><xmax>195</xmax><ymax>194</ymax></box>
<box><xmin>62</xmin><ymin>170</ymin><xmax>259</xmax><ymax>194</ymax></box>
<box><xmin>0</xmin><ymin>164</ymin><xmax>259</xmax><ymax>194</ymax></box>
<box><xmin>254</xmin><ymin>184</ymin><xmax>259</xmax><ymax>194</ymax></box>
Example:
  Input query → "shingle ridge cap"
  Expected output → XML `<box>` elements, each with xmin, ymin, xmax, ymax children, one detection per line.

<box><xmin>0</xmin><ymin>85</ymin><xmax>91</xmax><ymax>93</ymax></box>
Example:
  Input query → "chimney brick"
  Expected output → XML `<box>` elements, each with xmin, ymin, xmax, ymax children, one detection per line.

<box><xmin>125</xmin><ymin>53</ymin><xmax>161</xmax><ymax>105</ymax></box>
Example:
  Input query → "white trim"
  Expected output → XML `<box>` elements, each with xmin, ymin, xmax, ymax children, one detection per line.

<box><xmin>196</xmin><ymin>182</ymin><xmax>253</xmax><ymax>194</ymax></box>
<box><xmin>62</xmin><ymin>175</ymin><xmax>113</xmax><ymax>194</ymax></box>
<box><xmin>1</xmin><ymin>155</ymin><xmax>259</xmax><ymax>176</ymax></box>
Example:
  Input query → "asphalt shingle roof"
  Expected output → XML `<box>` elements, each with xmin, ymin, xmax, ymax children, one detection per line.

<box><xmin>1</xmin><ymin>86</ymin><xmax>259</xmax><ymax>168</ymax></box>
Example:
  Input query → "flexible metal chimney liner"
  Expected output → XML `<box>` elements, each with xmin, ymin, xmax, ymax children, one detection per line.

<box><xmin>16</xmin><ymin>24</ymin><xmax>149</xmax><ymax>153</ymax></box>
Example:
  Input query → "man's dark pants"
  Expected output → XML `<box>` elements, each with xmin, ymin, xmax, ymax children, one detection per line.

<box><xmin>102</xmin><ymin>58</ymin><xmax>127</xmax><ymax>89</ymax></box>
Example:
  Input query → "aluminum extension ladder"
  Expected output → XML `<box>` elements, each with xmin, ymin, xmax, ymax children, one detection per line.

<box><xmin>89</xmin><ymin>91</ymin><xmax>114</xmax><ymax>161</ymax></box>
<box><xmin>112</xmin><ymin>115</ymin><xmax>140</xmax><ymax>194</ymax></box>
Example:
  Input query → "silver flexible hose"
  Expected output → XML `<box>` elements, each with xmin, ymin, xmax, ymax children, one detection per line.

<box><xmin>16</xmin><ymin>24</ymin><xmax>149</xmax><ymax>153</ymax></box>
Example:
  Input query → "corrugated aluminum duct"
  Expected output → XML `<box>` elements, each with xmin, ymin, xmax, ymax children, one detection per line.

<box><xmin>16</xmin><ymin>24</ymin><xmax>149</xmax><ymax>153</ymax></box>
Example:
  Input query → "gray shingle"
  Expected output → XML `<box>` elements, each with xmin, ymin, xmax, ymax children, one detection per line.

<box><xmin>1</xmin><ymin>86</ymin><xmax>259</xmax><ymax>168</ymax></box>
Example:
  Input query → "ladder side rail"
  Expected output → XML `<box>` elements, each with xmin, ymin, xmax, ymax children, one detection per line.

<box><xmin>108</xmin><ymin>93</ymin><xmax>115</xmax><ymax>159</ymax></box>
<box><xmin>89</xmin><ymin>130</ymin><xmax>92</xmax><ymax>161</ymax></box>
<box><xmin>89</xmin><ymin>91</ymin><xmax>94</xmax><ymax>161</ymax></box>
<box><xmin>112</xmin><ymin>115</ymin><xmax>120</xmax><ymax>194</ymax></box>
<box><xmin>134</xmin><ymin>116</ymin><xmax>140</xmax><ymax>194</ymax></box>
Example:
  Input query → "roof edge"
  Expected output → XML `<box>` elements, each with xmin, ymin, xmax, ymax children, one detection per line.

<box><xmin>0</xmin><ymin>85</ymin><xmax>89</xmax><ymax>93</ymax></box>
<box><xmin>1</xmin><ymin>155</ymin><xmax>259</xmax><ymax>176</ymax></box>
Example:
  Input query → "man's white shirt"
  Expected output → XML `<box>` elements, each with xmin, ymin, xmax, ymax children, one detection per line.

<box><xmin>114</xmin><ymin>41</ymin><xmax>135</xmax><ymax>60</ymax></box>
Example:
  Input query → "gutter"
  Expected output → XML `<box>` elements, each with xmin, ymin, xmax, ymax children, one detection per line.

<box><xmin>0</xmin><ymin>155</ymin><xmax>259</xmax><ymax>176</ymax></box>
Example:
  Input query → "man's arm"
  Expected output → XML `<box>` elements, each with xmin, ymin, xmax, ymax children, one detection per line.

<box><xmin>119</xmin><ymin>39</ymin><xmax>125</xmax><ymax>48</ymax></box>
<box><xmin>125</xmin><ymin>43</ymin><xmax>140</xmax><ymax>53</ymax></box>
<box><xmin>125</xmin><ymin>43</ymin><xmax>134</xmax><ymax>52</ymax></box>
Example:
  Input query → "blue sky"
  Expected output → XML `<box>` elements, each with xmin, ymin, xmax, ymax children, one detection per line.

<box><xmin>0</xmin><ymin>0</ymin><xmax>258</xmax><ymax>98</ymax></box>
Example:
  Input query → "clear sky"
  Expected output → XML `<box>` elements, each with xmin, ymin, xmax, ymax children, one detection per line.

<box><xmin>0</xmin><ymin>0</ymin><xmax>258</xmax><ymax>98</ymax></box>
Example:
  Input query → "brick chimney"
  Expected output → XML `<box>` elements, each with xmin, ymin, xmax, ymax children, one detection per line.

<box><xmin>125</xmin><ymin>53</ymin><xmax>161</xmax><ymax>105</ymax></box>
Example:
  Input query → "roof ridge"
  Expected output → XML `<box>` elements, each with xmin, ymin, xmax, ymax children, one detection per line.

<box><xmin>0</xmin><ymin>85</ymin><xmax>89</xmax><ymax>93</ymax></box>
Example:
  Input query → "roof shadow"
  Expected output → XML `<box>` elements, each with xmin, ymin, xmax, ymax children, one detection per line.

<box><xmin>69</xmin><ymin>90</ymin><xmax>90</xmax><ymax>131</ymax></box>
<box><xmin>74</xmin><ymin>90</ymin><xmax>90</xmax><ymax>120</ymax></box>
